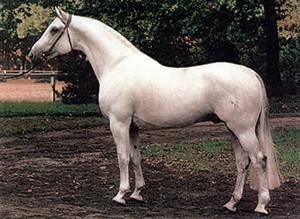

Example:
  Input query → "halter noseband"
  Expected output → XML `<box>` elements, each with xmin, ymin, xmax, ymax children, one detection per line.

<box><xmin>42</xmin><ymin>14</ymin><xmax>73</xmax><ymax>58</ymax></box>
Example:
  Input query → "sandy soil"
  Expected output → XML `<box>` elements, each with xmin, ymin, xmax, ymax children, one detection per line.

<box><xmin>0</xmin><ymin>79</ymin><xmax>64</xmax><ymax>102</ymax></box>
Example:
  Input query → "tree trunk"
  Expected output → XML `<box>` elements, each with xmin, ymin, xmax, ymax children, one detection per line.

<box><xmin>263</xmin><ymin>0</ymin><xmax>283</xmax><ymax>97</ymax></box>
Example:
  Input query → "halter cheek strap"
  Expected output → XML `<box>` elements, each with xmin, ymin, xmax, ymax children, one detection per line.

<box><xmin>58</xmin><ymin>14</ymin><xmax>74</xmax><ymax>51</ymax></box>
<box><xmin>43</xmin><ymin>14</ymin><xmax>73</xmax><ymax>57</ymax></box>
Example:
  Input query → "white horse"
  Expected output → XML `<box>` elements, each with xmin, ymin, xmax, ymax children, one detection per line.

<box><xmin>28</xmin><ymin>7</ymin><xmax>281</xmax><ymax>215</ymax></box>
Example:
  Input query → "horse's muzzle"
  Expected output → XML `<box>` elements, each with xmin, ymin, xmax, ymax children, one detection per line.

<box><xmin>26</xmin><ymin>51</ymin><xmax>49</xmax><ymax>67</ymax></box>
<box><xmin>26</xmin><ymin>52</ymin><xmax>33</xmax><ymax>63</ymax></box>
<box><xmin>25</xmin><ymin>52</ymin><xmax>37</xmax><ymax>69</ymax></box>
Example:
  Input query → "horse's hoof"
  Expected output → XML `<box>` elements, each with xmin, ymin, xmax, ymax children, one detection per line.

<box><xmin>129</xmin><ymin>193</ymin><xmax>144</xmax><ymax>202</ymax></box>
<box><xmin>112</xmin><ymin>197</ymin><xmax>126</xmax><ymax>205</ymax></box>
<box><xmin>222</xmin><ymin>204</ymin><xmax>237</xmax><ymax>214</ymax></box>
<box><xmin>254</xmin><ymin>207</ymin><xmax>269</xmax><ymax>216</ymax></box>
<box><xmin>222</xmin><ymin>207</ymin><xmax>236</xmax><ymax>215</ymax></box>
<box><xmin>128</xmin><ymin>197</ymin><xmax>147</xmax><ymax>206</ymax></box>
<box><xmin>254</xmin><ymin>211</ymin><xmax>269</xmax><ymax>217</ymax></box>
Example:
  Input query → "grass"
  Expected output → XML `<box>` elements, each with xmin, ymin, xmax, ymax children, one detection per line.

<box><xmin>0</xmin><ymin>102</ymin><xmax>101</xmax><ymax>117</ymax></box>
<box><xmin>0</xmin><ymin>116</ymin><xmax>108</xmax><ymax>137</ymax></box>
<box><xmin>144</xmin><ymin>128</ymin><xmax>300</xmax><ymax>179</ymax></box>
<box><xmin>0</xmin><ymin>102</ymin><xmax>105</xmax><ymax>137</ymax></box>
<box><xmin>144</xmin><ymin>140</ymin><xmax>234</xmax><ymax>172</ymax></box>
<box><xmin>273</xmin><ymin>128</ymin><xmax>300</xmax><ymax>179</ymax></box>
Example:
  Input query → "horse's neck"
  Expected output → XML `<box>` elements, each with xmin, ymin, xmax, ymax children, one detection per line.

<box><xmin>72</xmin><ymin>16</ymin><xmax>142</xmax><ymax>81</ymax></box>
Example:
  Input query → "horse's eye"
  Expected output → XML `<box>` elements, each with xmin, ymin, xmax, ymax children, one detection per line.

<box><xmin>51</xmin><ymin>27</ymin><xmax>60</xmax><ymax>34</ymax></box>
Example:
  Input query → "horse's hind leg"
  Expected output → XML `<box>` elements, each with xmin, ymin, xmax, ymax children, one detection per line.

<box><xmin>224</xmin><ymin>132</ymin><xmax>250</xmax><ymax>212</ymax></box>
<box><xmin>234</xmin><ymin>129</ymin><xmax>270</xmax><ymax>214</ymax></box>
<box><xmin>129</xmin><ymin>122</ymin><xmax>145</xmax><ymax>201</ymax></box>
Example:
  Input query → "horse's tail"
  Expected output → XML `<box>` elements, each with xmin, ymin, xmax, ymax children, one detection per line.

<box><xmin>249</xmin><ymin>75</ymin><xmax>282</xmax><ymax>190</ymax></box>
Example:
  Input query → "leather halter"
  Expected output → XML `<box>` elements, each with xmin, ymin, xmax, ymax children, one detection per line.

<box><xmin>43</xmin><ymin>14</ymin><xmax>73</xmax><ymax>58</ymax></box>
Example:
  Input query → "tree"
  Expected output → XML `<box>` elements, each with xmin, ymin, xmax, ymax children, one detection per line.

<box><xmin>57</xmin><ymin>51</ymin><xmax>99</xmax><ymax>104</ymax></box>
<box><xmin>1</xmin><ymin>0</ymin><xmax>296</xmax><ymax>102</ymax></box>
<box><xmin>263</xmin><ymin>0</ymin><xmax>283</xmax><ymax>96</ymax></box>
<box><xmin>0</xmin><ymin>1</ymin><xmax>54</xmax><ymax>69</ymax></box>
<box><xmin>0</xmin><ymin>1</ymin><xmax>22</xmax><ymax>69</ymax></box>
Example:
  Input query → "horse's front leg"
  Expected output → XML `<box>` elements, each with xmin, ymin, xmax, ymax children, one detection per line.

<box><xmin>110</xmin><ymin>116</ymin><xmax>132</xmax><ymax>204</ymax></box>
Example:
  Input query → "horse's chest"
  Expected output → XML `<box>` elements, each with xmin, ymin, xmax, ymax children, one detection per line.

<box><xmin>98</xmin><ymin>87</ymin><xmax>134</xmax><ymax>118</ymax></box>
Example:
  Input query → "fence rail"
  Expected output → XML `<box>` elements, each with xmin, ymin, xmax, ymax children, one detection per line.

<box><xmin>0</xmin><ymin>70</ymin><xmax>59</xmax><ymax>102</ymax></box>
<box><xmin>0</xmin><ymin>70</ymin><xmax>58</xmax><ymax>76</ymax></box>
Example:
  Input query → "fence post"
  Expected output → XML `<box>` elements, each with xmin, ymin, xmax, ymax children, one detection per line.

<box><xmin>51</xmin><ymin>75</ymin><xmax>56</xmax><ymax>102</ymax></box>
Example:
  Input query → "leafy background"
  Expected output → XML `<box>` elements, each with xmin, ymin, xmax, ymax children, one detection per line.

<box><xmin>0</xmin><ymin>0</ymin><xmax>299</xmax><ymax>103</ymax></box>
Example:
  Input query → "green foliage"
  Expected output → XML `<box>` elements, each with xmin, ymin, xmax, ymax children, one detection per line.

<box><xmin>15</xmin><ymin>3</ymin><xmax>53</xmax><ymax>39</ymax></box>
<box><xmin>269</xmin><ymin>95</ymin><xmax>300</xmax><ymax>116</ymax></box>
<box><xmin>57</xmin><ymin>51</ymin><xmax>99</xmax><ymax>104</ymax></box>
<box><xmin>280</xmin><ymin>36</ymin><xmax>300</xmax><ymax>93</ymax></box>
<box><xmin>66</xmin><ymin>0</ymin><xmax>262</xmax><ymax>66</ymax></box>
<box><xmin>0</xmin><ymin>1</ymin><xmax>55</xmax><ymax>69</ymax></box>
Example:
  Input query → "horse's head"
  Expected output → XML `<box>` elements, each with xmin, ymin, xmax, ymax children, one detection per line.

<box><xmin>27</xmin><ymin>7</ymin><xmax>73</xmax><ymax>65</ymax></box>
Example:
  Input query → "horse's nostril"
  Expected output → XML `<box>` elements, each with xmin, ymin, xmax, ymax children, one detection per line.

<box><xmin>42</xmin><ymin>51</ymin><xmax>51</xmax><ymax>58</ymax></box>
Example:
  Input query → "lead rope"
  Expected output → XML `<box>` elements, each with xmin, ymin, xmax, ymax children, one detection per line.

<box><xmin>4</xmin><ymin>64</ymin><xmax>37</xmax><ymax>80</ymax></box>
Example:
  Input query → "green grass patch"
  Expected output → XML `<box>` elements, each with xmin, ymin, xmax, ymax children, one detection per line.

<box><xmin>0</xmin><ymin>116</ymin><xmax>108</xmax><ymax>137</ymax></box>
<box><xmin>273</xmin><ymin>128</ymin><xmax>300</xmax><ymax>179</ymax></box>
<box><xmin>0</xmin><ymin>102</ymin><xmax>101</xmax><ymax>117</ymax></box>
<box><xmin>145</xmin><ymin>139</ymin><xmax>234</xmax><ymax>172</ymax></box>
<box><xmin>145</xmin><ymin>127</ymin><xmax>300</xmax><ymax>179</ymax></box>
<box><xmin>0</xmin><ymin>102</ymin><xmax>106</xmax><ymax>137</ymax></box>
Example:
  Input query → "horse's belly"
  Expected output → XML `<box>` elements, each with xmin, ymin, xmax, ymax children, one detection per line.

<box><xmin>133</xmin><ymin>115</ymin><xmax>200</xmax><ymax>129</ymax></box>
<box><xmin>133</xmin><ymin>103</ymin><xmax>211</xmax><ymax>129</ymax></box>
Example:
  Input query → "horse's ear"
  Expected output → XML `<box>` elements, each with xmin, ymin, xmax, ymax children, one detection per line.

<box><xmin>55</xmin><ymin>6</ymin><xmax>69</xmax><ymax>23</ymax></box>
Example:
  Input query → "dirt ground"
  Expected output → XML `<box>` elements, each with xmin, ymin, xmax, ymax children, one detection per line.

<box><xmin>0</xmin><ymin>117</ymin><xmax>299</xmax><ymax>219</ymax></box>
<box><xmin>0</xmin><ymin>79</ymin><xmax>64</xmax><ymax>102</ymax></box>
